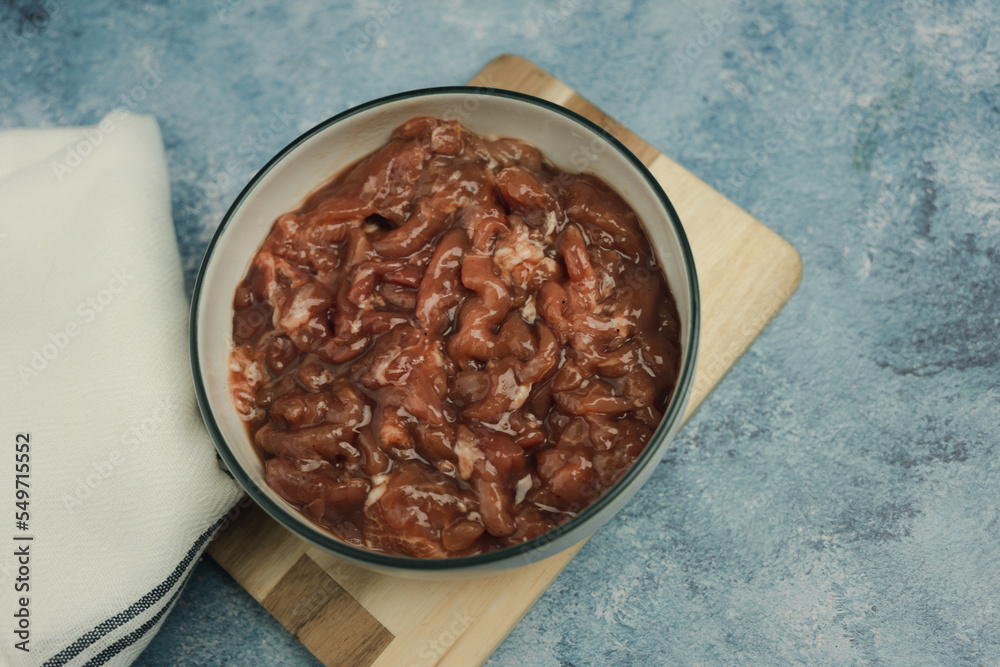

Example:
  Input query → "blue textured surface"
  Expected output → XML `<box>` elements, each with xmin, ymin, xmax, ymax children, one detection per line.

<box><xmin>4</xmin><ymin>0</ymin><xmax>998</xmax><ymax>664</ymax></box>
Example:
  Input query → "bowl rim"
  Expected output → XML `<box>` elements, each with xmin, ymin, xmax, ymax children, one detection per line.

<box><xmin>190</xmin><ymin>85</ymin><xmax>701</xmax><ymax>571</ymax></box>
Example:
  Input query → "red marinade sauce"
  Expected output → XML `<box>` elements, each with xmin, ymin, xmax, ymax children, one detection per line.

<box><xmin>229</xmin><ymin>116</ymin><xmax>682</xmax><ymax>558</ymax></box>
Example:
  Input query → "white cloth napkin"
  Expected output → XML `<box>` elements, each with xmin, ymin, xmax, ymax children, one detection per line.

<box><xmin>0</xmin><ymin>112</ymin><xmax>243</xmax><ymax>666</ymax></box>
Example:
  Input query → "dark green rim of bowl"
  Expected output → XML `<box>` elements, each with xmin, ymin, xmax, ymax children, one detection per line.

<box><xmin>190</xmin><ymin>86</ymin><xmax>700</xmax><ymax>571</ymax></box>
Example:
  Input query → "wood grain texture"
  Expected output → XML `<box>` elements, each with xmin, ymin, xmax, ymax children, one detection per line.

<box><xmin>263</xmin><ymin>554</ymin><xmax>395</xmax><ymax>667</ymax></box>
<box><xmin>208</xmin><ymin>53</ymin><xmax>803</xmax><ymax>667</ymax></box>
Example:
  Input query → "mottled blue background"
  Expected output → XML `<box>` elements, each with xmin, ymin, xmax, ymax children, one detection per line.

<box><xmin>3</xmin><ymin>0</ymin><xmax>998</xmax><ymax>664</ymax></box>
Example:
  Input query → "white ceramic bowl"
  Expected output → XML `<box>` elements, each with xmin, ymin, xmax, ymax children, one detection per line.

<box><xmin>190</xmin><ymin>87</ymin><xmax>700</xmax><ymax>578</ymax></box>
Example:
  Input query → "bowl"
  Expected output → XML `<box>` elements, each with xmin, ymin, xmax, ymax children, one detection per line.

<box><xmin>190</xmin><ymin>87</ymin><xmax>700</xmax><ymax>578</ymax></box>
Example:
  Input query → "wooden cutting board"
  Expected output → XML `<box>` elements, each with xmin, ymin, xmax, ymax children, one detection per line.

<box><xmin>207</xmin><ymin>54</ymin><xmax>803</xmax><ymax>667</ymax></box>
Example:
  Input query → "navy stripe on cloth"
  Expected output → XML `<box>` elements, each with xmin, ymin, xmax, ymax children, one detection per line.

<box><xmin>43</xmin><ymin>514</ymin><xmax>228</xmax><ymax>667</ymax></box>
<box><xmin>83</xmin><ymin>552</ymin><xmax>201</xmax><ymax>666</ymax></box>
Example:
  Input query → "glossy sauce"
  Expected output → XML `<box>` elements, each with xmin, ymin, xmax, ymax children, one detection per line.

<box><xmin>229</xmin><ymin>116</ymin><xmax>681</xmax><ymax>558</ymax></box>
